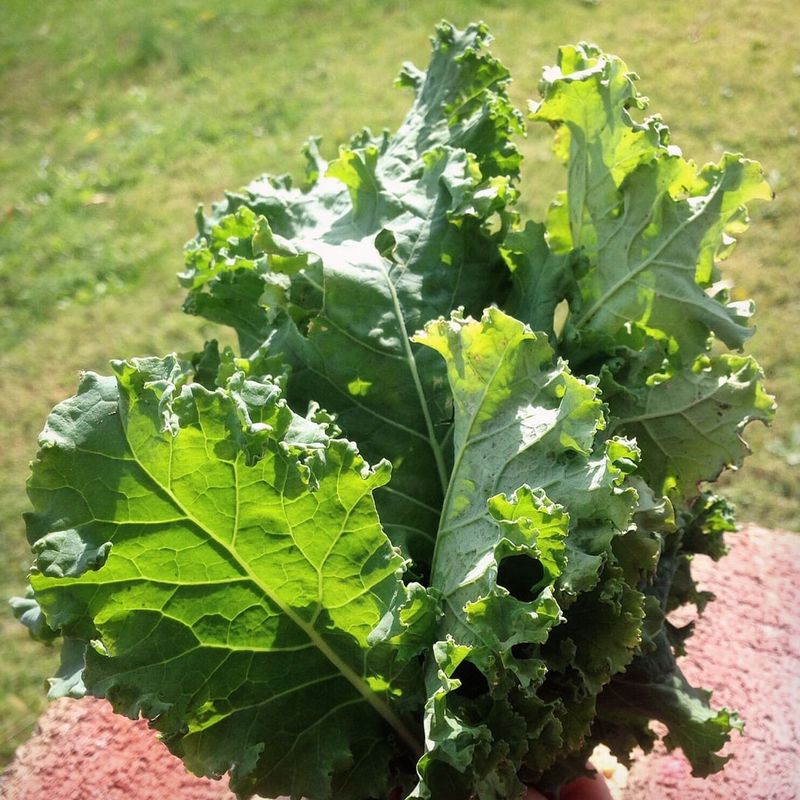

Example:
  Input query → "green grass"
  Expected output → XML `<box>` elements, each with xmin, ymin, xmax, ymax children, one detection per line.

<box><xmin>1</xmin><ymin>0</ymin><xmax>798</xmax><ymax>766</ymax></box>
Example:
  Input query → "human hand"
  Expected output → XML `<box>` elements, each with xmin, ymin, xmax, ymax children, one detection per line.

<box><xmin>526</xmin><ymin>769</ymin><xmax>614</xmax><ymax>800</ymax></box>
<box><xmin>387</xmin><ymin>767</ymin><xmax>613</xmax><ymax>800</ymax></box>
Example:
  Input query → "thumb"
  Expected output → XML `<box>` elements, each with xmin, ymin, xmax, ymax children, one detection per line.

<box><xmin>557</xmin><ymin>773</ymin><xmax>614</xmax><ymax>800</ymax></box>
<box><xmin>524</xmin><ymin>770</ymin><xmax>614</xmax><ymax>800</ymax></box>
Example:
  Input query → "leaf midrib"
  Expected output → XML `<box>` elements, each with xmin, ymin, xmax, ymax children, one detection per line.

<box><xmin>117</xmin><ymin>393</ymin><xmax>423</xmax><ymax>756</ymax></box>
<box><xmin>321</xmin><ymin>149</ymin><xmax>467</xmax><ymax>499</ymax></box>
<box><xmin>381</xmin><ymin>265</ymin><xmax>450</xmax><ymax>497</ymax></box>
<box><xmin>429</xmin><ymin>329</ymin><xmax>524</xmax><ymax>585</ymax></box>
<box><xmin>613</xmin><ymin>377</ymin><xmax>732</xmax><ymax>427</ymax></box>
<box><xmin>573</xmin><ymin>167</ymin><xmax>726</xmax><ymax>330</ymax></box>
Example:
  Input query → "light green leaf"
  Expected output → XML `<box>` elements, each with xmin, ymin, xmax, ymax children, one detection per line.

<box><xmin>532</xmin><ymin>43</ymin><xmax>772</xmax><ymax>362</ymax></box>
<box><xmin>599</xmin><ymin>637</ymin><xmax>742</xmax><ymax>777</ymax></box>
<box><xmin>180</xmin><ymin>23</ymin><xmax>524</xmax><ymax>569</ymax></box>
<box><xmin>610</xmin><ymin>353</ymin><xmax>776</xmax><ymax>501</ymax></box>
<box><xmin>501</xmin><ymin>221</ymin><xmax>575</xmax><ymax>341</ymax></box>
<box><xmin>25</xmin><ymin>354</ymin><xmax>426</xmax><ymax>800</ymax></box>
<box><xmin>412</xmin><ymin>308</ymin><xmax>643</xmax><ymax>795</ymax></box>
<box><xmin>678</xmin><ymin>491</ymin><xmax>737</xmax><ymax>562</ymax></box>
<box><xmin>595</xmin><ymin>497</ymin><xmax>742</xmax><ymax>777</ymax></box>
<box><xmin>415</xmin><ymin>308</ymin><xmax>638</xmax><ymax>602</ymax></box>
<box><xmin>528</xmin><ymin>55</ymin><xmax>775</xmax><ymax>764</ymax></box>
<box><xmin>411</xmin><ymin>634</ymin><xmax>544</xmax><ymax>800</ymax></box>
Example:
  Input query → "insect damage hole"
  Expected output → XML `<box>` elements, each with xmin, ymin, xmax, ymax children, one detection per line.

<box><xmin>496</xmin><ymin>554</ymin><xmax>545</xmax><ymax>602</ymax></box>
<box><xmin>511</xmin><ymin>642</ymin><xmax>536</xmax><ymax>660</ymax></box>
<box><xmin>452</xmin><ymin>659</ymin><xmax>490</xmax><ymax>699</ymax></box>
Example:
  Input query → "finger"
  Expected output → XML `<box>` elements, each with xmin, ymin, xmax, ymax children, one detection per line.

<box><xmin>558</xmin><ymin>774</ymin><xmax>615</xmax><ymax>800</ymax></box>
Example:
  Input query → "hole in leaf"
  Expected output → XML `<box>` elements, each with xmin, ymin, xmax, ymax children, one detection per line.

<box><xmin>452</xmin><ymin>659</ymin><xmax>489</xmax><ymax>699</ymax></box>
<box><xmin>511</xmin><ymin>642</ymin><xmax>535</xmax><ymax>660</ymax></box>
<box><xmin>424</xmin><ymin>760</ymin><xmax>471</xmax><ymax>800</ymax></box>
<box><xmin>553</xmin><ymin>298</ymin><xmax>570</xmax><ymax>337</ymax></box>
<box><xmin>375</xmin><ymin>228</ymin><xmax>397</xmax><ymax>261</ymax></box>
<box><xmin>496</xmin><ymin>554</ymin><xmax>544</xmax><ymax>602</ymax></box>
<box><xmin>484</xmin><ymin>211</ymin><xmax>503</xmax><ymax>236</ymax></box>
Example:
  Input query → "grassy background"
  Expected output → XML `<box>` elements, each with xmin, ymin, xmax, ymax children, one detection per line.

<box><xmin>1</xmin><ymin>0</ymin><xmax>797</xmax><ymax>766</ymax></box>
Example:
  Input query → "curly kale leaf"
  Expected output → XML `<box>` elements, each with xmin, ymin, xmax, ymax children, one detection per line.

<box><xmin>24</xmin><ymin>349</ymin><xmax>429</xmax><ymax>800</ymax></box>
